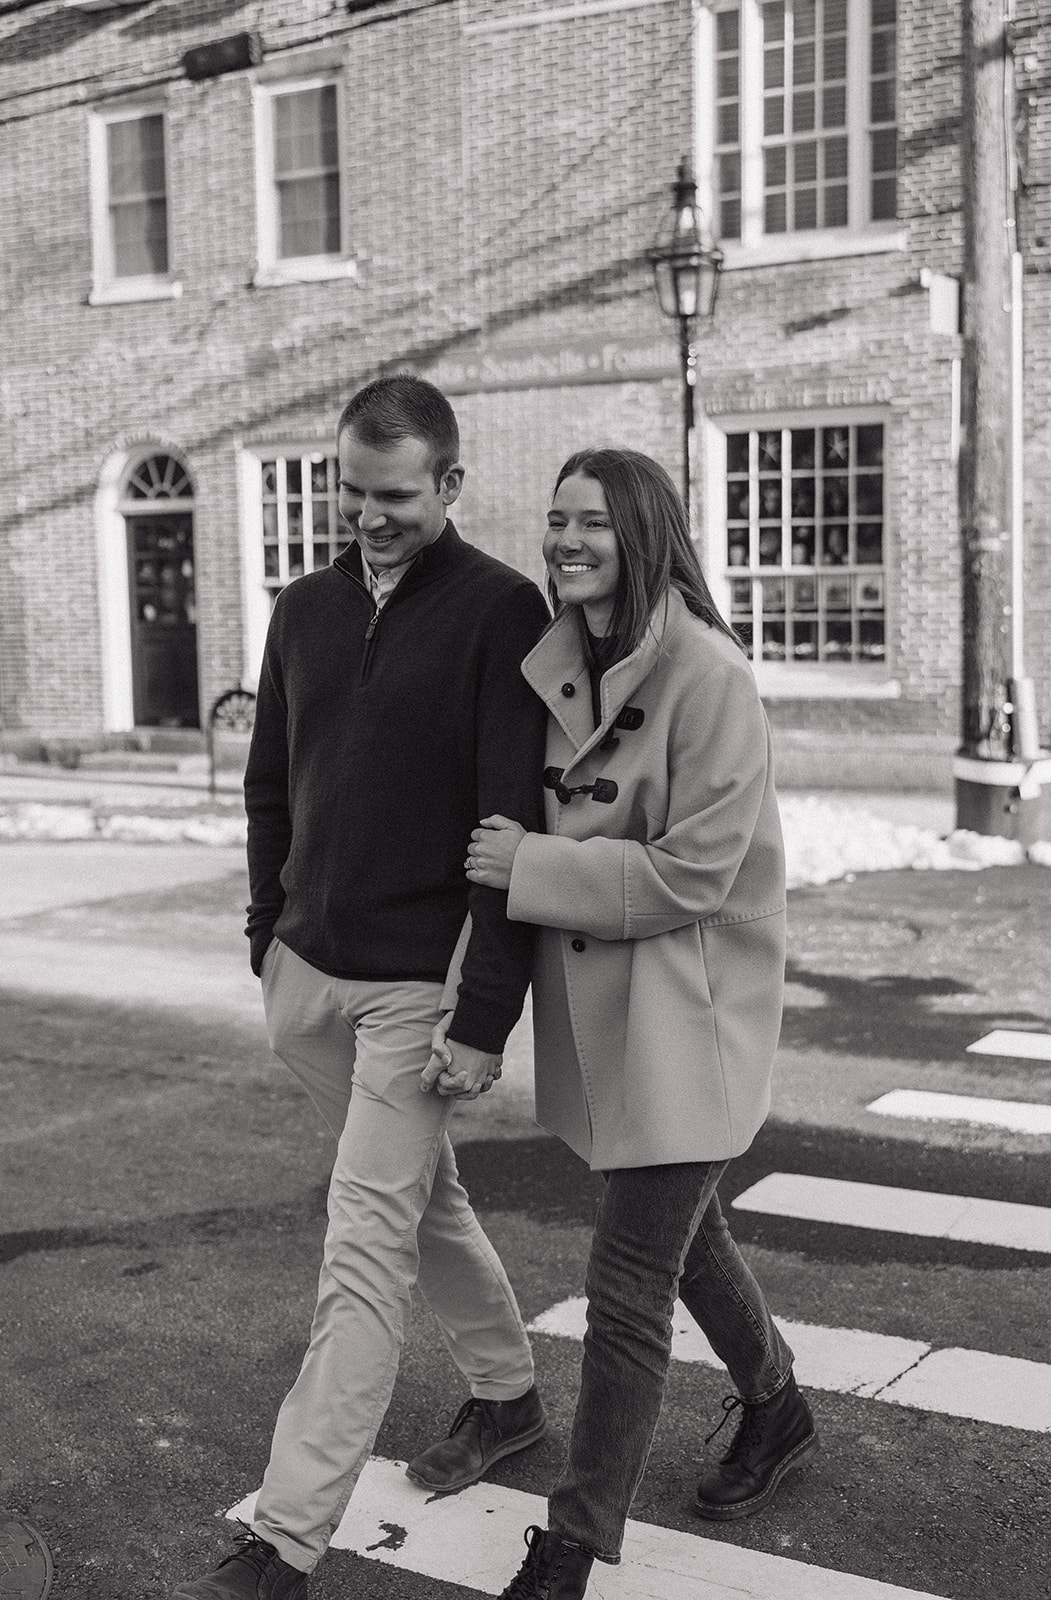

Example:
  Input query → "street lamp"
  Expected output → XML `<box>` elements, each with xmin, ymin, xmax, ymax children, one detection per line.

<box><xmin>646</xmin><ymin>158</ymin><xmax>723</xmax><ymax>517</ymax></box>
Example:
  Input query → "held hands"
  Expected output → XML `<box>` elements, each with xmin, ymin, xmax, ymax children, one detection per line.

<box><xmin>464</xmin><ymin>814</ymin><xmax>526</xmax><ymax>892</ymax></box>
<box><xmin>420</xmin><ymin>1009</ymin><xmax>504</xmax><ymax>1099</ymax></box>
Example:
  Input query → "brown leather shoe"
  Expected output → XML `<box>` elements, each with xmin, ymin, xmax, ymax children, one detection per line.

<box><xmin>171</xmin><ymin>1525</ymin><xmax>307</xmax><ymax>1598</ymax></box>
<box><xmin>498</xmin><ymin>1526</ymin><xmax>594</xmax><ymax>1599</ymax></box>
<box><xmin>693</xmin><ymin>1374</ymin><xmax>818</xmax><ymax>1521</ymax></box>
<box><xmin>406</xmin><ymin>1385</ymin><xmax>547</xmax><ymax>1492</ymax></box>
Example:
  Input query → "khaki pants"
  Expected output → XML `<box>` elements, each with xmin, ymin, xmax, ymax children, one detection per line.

<box><xmin>251</xmin><ymin>939</ymin><xmax>535</xmax><ymax>1572</ymax></box>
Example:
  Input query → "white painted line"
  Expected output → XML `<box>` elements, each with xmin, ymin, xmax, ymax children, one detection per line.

<box><xmin>731</xmin><ymin>1173</ymin><xmax>1051</xmax><ymax>1254</ymax></box>
<box><xmin>229</xmin><ymin>1456</ymin><xmax>951</xmax><ymax>1599</ymax></box>
<box><xmin>527</xmin><ymin>1299</ymin><xmax>1051</xmax><ymax>1432</ymax></box>
<box><xmin>529</xmin><ymin>1299</ymin><xmax>928</xmax><ymax>1400</ymax></box>
<box><xmin>867</xmin><ymin>1089</ymin><xmax>1051</xmax><ymax>1136</ymax></box>
<box><xmin>880</xmin><ymin>1348</ymin><xmax>1051</xmax><ymax>1433</ymax></box>
<box><xmin>966</xmin><ymin>1029</ymin><xmax>1051</xmax><ymax>1062</ymax></box>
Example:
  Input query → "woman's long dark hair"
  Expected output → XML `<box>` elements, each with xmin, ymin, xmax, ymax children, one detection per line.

<box><xmin>549</xmin><ymin>447</ymin><xmax>742</xmax><ymax>671</ymax></box>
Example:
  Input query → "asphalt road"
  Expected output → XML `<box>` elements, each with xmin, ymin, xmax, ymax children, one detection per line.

<box><xmin>1</xmin><ymin>843</ymin><xmax>1049</xmax><ymax>1600</ymax></box>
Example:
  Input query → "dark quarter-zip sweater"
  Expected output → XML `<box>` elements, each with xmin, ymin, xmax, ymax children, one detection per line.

<box><xmin>244</xmin><ymin>521</ymin><xmax>550</xmax><ymax>1054</ymax></box>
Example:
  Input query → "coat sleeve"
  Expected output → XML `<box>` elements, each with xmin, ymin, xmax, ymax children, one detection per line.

<box><xmin>448</xmin><ymin>582</ymin><xmax>550</xmax><ymax>1052</ymax></box>
<box><xmin>507</xmin><ymin>655</ymin><xmax>783</xmax><ymax>942</ymax></box>
<box><xmin>243</xmin><ymin>604</ymin><xmax>293</xmax><ymax>975</ymax></box>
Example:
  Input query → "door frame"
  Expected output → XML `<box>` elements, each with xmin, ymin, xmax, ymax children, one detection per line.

<box><xmin>94</xmin><ymin>445</ymin><xmax>198</xmax><ymax>732</ymax></box>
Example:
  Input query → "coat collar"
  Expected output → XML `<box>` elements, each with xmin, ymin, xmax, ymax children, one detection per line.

<box><xmin>522</xmin><ymin>589</ymin><xmax>686</xmax><ymax>759</ymax></box>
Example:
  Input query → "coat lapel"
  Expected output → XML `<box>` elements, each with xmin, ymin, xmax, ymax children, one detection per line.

<box><xmin>522</xmin><ymin>595</ymin><xmax>681</xmax><ymax>772</ymax></box>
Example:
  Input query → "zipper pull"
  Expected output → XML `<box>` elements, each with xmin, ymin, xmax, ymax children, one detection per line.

<box><xmin>365</xmin><ymin>611</ymin><xmax>379</xmax><ymax>640</ymax></box>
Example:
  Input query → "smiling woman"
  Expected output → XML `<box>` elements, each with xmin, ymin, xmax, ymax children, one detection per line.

<box><xmin>543</xmin><ymin>475</ymin><xmax>621</xmax><ymax>637</ymax></box>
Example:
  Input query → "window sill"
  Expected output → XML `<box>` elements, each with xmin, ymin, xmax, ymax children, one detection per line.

<box><xmin>88</xmin><ymin>278</ymin><xmax>184</xmax><ymax>305</ymax></box>
<box><xmin>722</xmin><ymin>227</ymin><xmax>907</xmax><ymax>272</ymax></box>
<box><xmin>252</xmin><ymin>257</ymin><xmax>358</xmax><ymax>288</ymax></box>
<box><xmin>753</xmin><ymin>663</ymin><xmax>901</xmax><ymax>699</ymax></box>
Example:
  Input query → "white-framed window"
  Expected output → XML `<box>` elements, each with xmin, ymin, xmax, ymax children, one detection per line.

<box><xmin>704</xmin><ymin>0</ymin><xmax>899</xmax><ymax>260</ymax></box>
<box><xmin>716</xmin><ymin>417</ymin><xmax>889</xmax><ymax>676</ymax></box>
<box><xmin>88</xmin><ymin>103</ymin><xmax>181</xmax><ymax>303</ymax></box>
<box><xmin>253</xmin><ymin>77</ymin><xmax>355</xmax><ymax>286</ymax></box>
<box><xmin>260</xmin><ymin>451</ymin><xmax>344</xmax><ymax>596</ymax></box>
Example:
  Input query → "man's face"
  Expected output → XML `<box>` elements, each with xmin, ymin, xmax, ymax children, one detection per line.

<box><xmin>337</xmin><ymin>430</ymin><xmax>463</xmax><ymax>569</ymax></box>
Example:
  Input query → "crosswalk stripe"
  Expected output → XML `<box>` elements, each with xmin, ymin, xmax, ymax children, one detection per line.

<box><xmin>228</xmin><ymin>1456</ymin><xmax>951</xmax><ymax>1599</ymax></box>
<box><xmin>866</xmin><ymin>1089</ymin><xmax>1051</xmax><ymax>1135</ymax></box>
<box><xmin>526</xmin><ymin>1299</ymin><xmax>1051</xmax><ymax>1433</ymax></box>
<box><xmin>731</xmin><ymin>1172</ymin><xmax>1051</xmax><ymax>1253</ymax></box>
<box><xmin>966</xmin><ymin>1029</ymin><xmax>1051</xmax><ymax>1061</ymax></box>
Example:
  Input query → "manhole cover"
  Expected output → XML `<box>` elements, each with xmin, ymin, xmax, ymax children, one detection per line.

<box><xmin>0</xmin><ymin>1515</ymin><xmax>53</xmax><ymax>1599</ymax></box>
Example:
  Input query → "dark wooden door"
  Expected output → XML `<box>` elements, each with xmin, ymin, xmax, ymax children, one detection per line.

<box><xmin>127</xmin><ymin>512</ymin><xmax>200</xmax><ymax>727</ymax></box>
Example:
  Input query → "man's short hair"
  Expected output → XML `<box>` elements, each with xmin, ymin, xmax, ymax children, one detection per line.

<box><xmin>337</xmin><ymin>375</ymin><xmax>460</xmax><ymax>486</ymax></box>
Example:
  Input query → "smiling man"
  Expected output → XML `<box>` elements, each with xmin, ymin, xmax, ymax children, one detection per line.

<box><xmin>172</xmin><ymin>376</ymin><xmax>550</xmax><ymax>1600</ymax></box>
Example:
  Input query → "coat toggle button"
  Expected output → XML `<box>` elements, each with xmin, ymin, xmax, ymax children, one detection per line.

<box><xmin>571</xmin><ymin>938</ymin><xmax>586</xmax><ymax>952</ymax></box>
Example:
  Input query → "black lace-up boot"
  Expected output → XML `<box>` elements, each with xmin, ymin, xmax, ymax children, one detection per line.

<box><xmin>406</xmin><ymin>1386</ymin><xmax>547</xmax><ymax>1492</ymax></box>
<box><xmin>497</xmin><ymin>1525</ymin><xmax>594</xmax><ymax>1599</ymax></box>
<box><xmin>693</xmin><ymin>1374</ymin><xmax>818</xmax><ymax>1520</ymax></box>
<box><xmin>171</xmin><ymin>1525</ymin><xmax>307</xmax><ymax>1598</ymax></box>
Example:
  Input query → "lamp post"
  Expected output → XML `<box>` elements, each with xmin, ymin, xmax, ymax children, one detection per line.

<box><xmin>646</xmin><ymin>158</ymin><xmax>723</xmax><ymax>518</ymax></box>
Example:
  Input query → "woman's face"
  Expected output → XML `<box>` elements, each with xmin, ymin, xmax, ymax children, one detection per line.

<box><xmin>544</xmin><ymin>473</ymin><xmax>621</xmax><ymax>635</ymax></box>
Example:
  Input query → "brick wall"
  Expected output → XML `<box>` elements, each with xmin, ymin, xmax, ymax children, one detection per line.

<box><xmin>1</xmin><ymin>0</ymin><xmax>1049</xmax><ymax>769</ymax></box>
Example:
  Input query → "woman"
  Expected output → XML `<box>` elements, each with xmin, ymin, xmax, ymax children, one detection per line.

<box><xmin>453</xmin><ymin>448</ymin><xmax>817</xmax><ymax>1599</ymax></box>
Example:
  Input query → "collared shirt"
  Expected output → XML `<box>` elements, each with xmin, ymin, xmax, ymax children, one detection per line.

<box><xmin>364</xmin><ymin>558</ymin><xmax>412</xmax><ymax>609</ymax></box>
<box><xmin>362</xmin><ymin>524</ymin><xmax>446</xmax><ymax>608</ymax></box>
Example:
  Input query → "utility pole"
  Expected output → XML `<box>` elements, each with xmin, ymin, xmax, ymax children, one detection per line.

<box><xmin>954</xmin><ymin>0</ymin><xmax>1049</xmax><ymax>841</ymax></box>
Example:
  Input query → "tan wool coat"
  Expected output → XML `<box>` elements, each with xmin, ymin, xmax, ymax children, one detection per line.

<box><xmin>507</xmin><ymin>589</ymin><xmax>787</xmax><ymax>1170</ymax></box>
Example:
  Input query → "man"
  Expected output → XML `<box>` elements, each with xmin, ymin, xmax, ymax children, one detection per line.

<box><xmin>173</xmin><ymin>376</ymin><xmax>550</xmax><ymax>1600</ymax></box>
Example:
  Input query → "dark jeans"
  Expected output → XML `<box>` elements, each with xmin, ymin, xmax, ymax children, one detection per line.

<box><xmin>548</xmin><ymin>1160</ymin><xmax>794</xmax><ymax>1562</ymax></box>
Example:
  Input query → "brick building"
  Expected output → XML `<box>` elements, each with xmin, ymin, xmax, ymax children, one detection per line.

<box><xmin>1</xmin><ymin>0</ymin><xmax>1048</xmax><ymax>786</ymax></box>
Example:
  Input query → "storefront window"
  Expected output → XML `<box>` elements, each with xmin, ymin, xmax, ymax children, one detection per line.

<box><xmin>725</xmin><ymin>421</ymin><xmax>885</xmax><ymax>665</ymax></box>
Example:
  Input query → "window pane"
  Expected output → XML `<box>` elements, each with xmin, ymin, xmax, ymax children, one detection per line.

<box><xmin>727</xmin><ymin>433</ymin><xmax>750</xmax><ymax>473</ymax></box>
<box><xmin>871</xmin><ymin>78</ymin><xmax>896</xmax><ymax>122</ymax></box>
<box><xmin>274</xmin><ymin>86</ymin><xmax>338</xmax><ymax>176</ymax></box>
<box><xmin>720</xmin><ymin>197</ymin><xmax>742</xmax><ymax>238</ymax></box>
<box><xmin>871</xmin><ymin>174</ymin><xmax>897</xmax><ymax>220</ymax></box>
<box><xmin>793</xmin><ymin>90</ymin><xmax>816</xmax><ymax>132</ymax></box>
<box><xmin>856</xmin><ymin>524</ymin><xmax>884</xmax><ymax>563</ymax></box>
<box><xmin>795</xmin><ymin>141</ymin><xmax>818</xmax><ymax>183</ymax></box>
<box><xmin>793</xmin><ymin>41</ymin><xmax>816</xmax><ymax>85</ymax></box>
<box><xmin>763</xmin><ymin>1</ymin><xmax>786</xmax><ymax>42</ymax></box>
<box><xmin>716</xmin><ymin>8</ymin><xmax>740</xmax><ymax>50</ymax></box>
<box><xmin>794</xmin><ymin>188</ymin><xmax>818</xmax><ymax>229</ymax></box>
<box><xmin>822</xmin><ymin>84</ymin><xmax>846</xmax><ymax>127</ymax></box>
<box><xmin>279</xmin><ymin>173</ymin><xmax>341</xmax><ymax>257</ymax></box>
<box><xmin>717</xmin><ymin>55</ymin><xmax>740</xmax><ymax>97</ymax></box>
<box><xmin>824</xmin><ymin>35</ymin><xmax>847</xmax><ymax>78</ymax></box>
<box><xmin>718</xmin><ymin>102</ymin><xmax>740</xmax><ymax>144</ymax></box>
<box><xmin>107</xmin><ymin>116</ymin><xmax>165</xmax><ymax>200</ymax></box>
<box><xmin>727</xmin><ymin>480</ymin><xmax>751</xmax><ymax>519</ymax></box>
<box><xmin>792</xmin><ymin>429</ymin><xmax>816</xmax><ymax>469</ymax></box>
<box><xmin>286</xmin><ymin>460</ymin><xmax>303</xmax><ymax>495</ymax></box>
<box><xmin>825</xmin><ymin>135</ymin><xmax>848</xmax><ymax>178</ymax></box>
<box><xmin>824</xmin><ymin>184</ymin><xmax>848</xmax><ymax>225</ymax></box>
<box><xmin>111</xmin><ymin>197</ymin><xmax>169</xmax><ymax>275</ymax></box>
<box><xmin>765</xmin><ymin>187</ymin><xmax>787</xmax><ymax>228</ymax></box>
<box><xmin>765</xmin><ymin>145</ymin><xmax>787</xmax><ymax>187</ymax></box>
<box><xmin>871</xmin><ymin>29</ymin><xmax>895</xmax><ymax>75</ymax></box>
<box><xmin>871</xmin><ymin>127</ymin><xmax>898</xmax><ymax>171</ymax></box>
<box><xmin>856</xmin><ymin>423</ymin><xmax>884</xmax><ymax>466</ymax></box>
<box><xmin>764</xmin><ymin>95</ymin><xmax>786</xmax><ymax>136</ymax></box>
<box><xmin>871</xmin><ymin>0</ymin><xmax>896</xmax><ymax>22</ymax></box>
<box><xmin>791</xmin><ymin>526</ymin><xmax>816</xmax><ymax>564</ymax></box>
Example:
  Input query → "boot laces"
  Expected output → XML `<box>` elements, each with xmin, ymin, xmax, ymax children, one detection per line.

<box><xmin>448</xmin><ymin>1395</ymin><xmax>488</xmax><ymax>1437</ymax></box>
<box><xmin>705</xmin><ymin>1394</ymin><xmax>767</xmax><ymax>1460</ymax></box>
<box><xmin>502</xmin><ymin>1526</ymin><xmax>549</xmax><ymax>1599</ymax></box>
<box><xmin>219</xmin><ymin>1523</ymin><xmax>278</xmax><ymax>1576</ymax></box>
